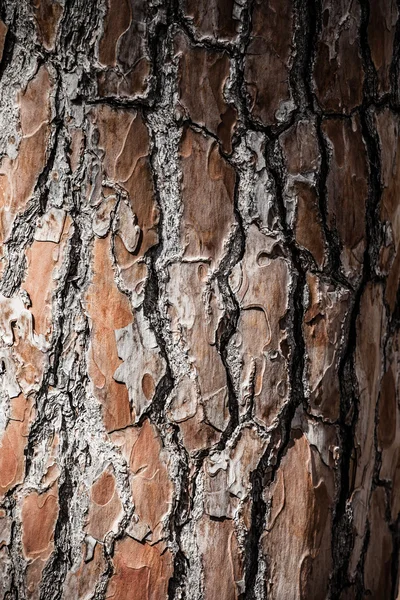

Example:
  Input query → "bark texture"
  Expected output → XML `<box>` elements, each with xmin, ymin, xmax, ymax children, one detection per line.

<box><xmin>0</xmin><ymin>0</ymin><xmax>399</xmax><ymax>599</ymax></box>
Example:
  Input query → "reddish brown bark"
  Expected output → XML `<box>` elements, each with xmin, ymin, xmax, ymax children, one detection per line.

<box><xmin>0</xmin><ymin>1</ymin><xmax>399</xmax><ymax>599</ymax></box>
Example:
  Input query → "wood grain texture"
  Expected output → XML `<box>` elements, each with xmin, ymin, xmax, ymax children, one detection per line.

<box><xmin>0</xmin><ymin>1</ymin><xmax>398</xmax><ymax>599</ymax></box>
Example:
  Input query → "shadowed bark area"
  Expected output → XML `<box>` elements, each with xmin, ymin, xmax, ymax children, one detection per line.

<box><xmin>0</xmin><ymin>0</ymin><xmax>399</xmax><ymax>599</ymax></box>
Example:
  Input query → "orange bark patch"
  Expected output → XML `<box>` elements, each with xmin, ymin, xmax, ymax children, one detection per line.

<box><xmin>85</xmin><ymin>235</ymin><xmax>133</xmax><ymax>432</ymax></box>
<box><xmin>112</xmin><ymin>419</ymin><xmax>173</xmax><ymax>543</ymax></box>
<box><xmin>349</xmin><ymin>283</ymin><xmax>386</xmax><ymax>577</ymax></box>
<box><xmin>92</xmin><ymin>106</ymin><xmax>158</xmax><ymax>295</ymax></box>
<box><xmin>197</xmin><ymin>516</ymin><xmax>242</xmax><ymax>600</ymax></box>
<box><xmin>21</xmin><ymin>483</ymin><xmax>59</xmax><ymax>598</ymax></box>
<box><xmin>303</xmin><ymin>273</ymin><xmax>350</xmax><ymax>421</ymax></box>
<box><xmin>230</xmin><ymin>225</ymin><xmax>291</xmax><ymax>425</ymax></box>
<box><xmin>0</xmin><ymin>65</ymin><xmax>52</xmax><ymax>272</ymax></box>
<box><xmin>0</xmin><ymin>395</ymin><xmax>34</xmax><ymax>499</ymax></box>
<box><xmin>85</xmin><ymin>466</ymin><xmax>124</xmax><ymax>541</ymax></box>
<box><xmin>166</xmin><ymin>261</ymin><xmax>229</xmax><ymax>451</ymax></box>
<box><xmin>98</xmin><ymin>0</ymin><xmax>131</xmax><ymax>67</ymax></box>
<box><xmin>23</xmin><ymin>216</ymin><xmax>71</xmax><ymax>337</ymax></box>
<box><xmin>106</xmin><ymin>536</ymin><xmax>173</xmax><ymax>600</ymax></box>
<box><xmin>375</xmin><ymin>109</ymin><xmax>400</xmax><ymax>313</ymax></box>
<box><xmin>21</xmin><ymin>483</ymin><xmax>59</xmax><ymax>560</ymax></box>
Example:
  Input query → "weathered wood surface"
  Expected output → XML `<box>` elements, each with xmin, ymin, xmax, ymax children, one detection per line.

<box><xmin>0</xmin><ymin>0</ymin><xmax>399</xmax><ymax>598</ymax></box>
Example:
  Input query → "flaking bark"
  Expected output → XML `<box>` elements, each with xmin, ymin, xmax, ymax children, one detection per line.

<box><xmin>0</xmin><ymin>1</ymin><xmax>398</xmax><ymax>599</ymax></box>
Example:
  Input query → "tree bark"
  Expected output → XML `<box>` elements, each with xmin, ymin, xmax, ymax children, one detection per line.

<box><xmin>0</xmin><ymin>0</ymin><xmax>399</xmax><ymax>598</ymax></box>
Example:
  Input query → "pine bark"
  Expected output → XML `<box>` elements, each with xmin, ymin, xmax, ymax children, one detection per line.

<box><xmin>0</xmin><ymin>0</ymin><xmax>399</xmax><ymax>598</ymax></box>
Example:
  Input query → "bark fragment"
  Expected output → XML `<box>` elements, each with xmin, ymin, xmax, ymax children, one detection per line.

<box><xmin>262</xmin><ymin>427</ymin><xmax>334</xmax><ymax>600</ymax></box>
<box><xmin>175</xmin><ymin>34</ymin><xmax>237</xmax><ymax>153</ymax></box>
<box><xmin>180</xmin><ymin>0</ymin><xmax>240</xmax><ymax>42</ymax></box>
<box><xmin>244</xmin><ymin>0</ymin><xmax>294</xmax><ymax>127</ymax></box>
<box><xmin>96</xmin><ymin>0</ymin><xmax>151</xmax><ymax>100</ymax></box>
<box><xmin>322</xmin><ymin>116</ymin><xmax>368</xmax><ymax>283</ymax></box>
<box><xmin>0</xmin><ymin>1</ymin><xmax>397</xmax><ymax>598</ymax></box>
<box><xmin>313</xmin><ymin>0</ymin><xmax>364</xmax><ymax>113</ymax></box>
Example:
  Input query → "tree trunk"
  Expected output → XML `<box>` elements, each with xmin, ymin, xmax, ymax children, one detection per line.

<box><xmin>0</xmin><ymin>0</ymin><xmax>399</xmax><ymax>598</ymax></box>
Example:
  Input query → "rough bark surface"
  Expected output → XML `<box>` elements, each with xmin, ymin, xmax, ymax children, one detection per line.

<box><xmin>0</xmin><ymin>1</ymin><xmax>399</xmax><ymax>599</ymax></box>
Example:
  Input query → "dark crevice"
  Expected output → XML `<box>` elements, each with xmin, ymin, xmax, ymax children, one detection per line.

<box><xmin>143</xmin><ymin>209</ymin><xmax>191</xmax><ymax>600</ymax></box>
<box><xmin>330</xmin><ymin>4</ymin><xmax>385</xmax><ymax>595</ymax></box>
<box><xmin>0</xmin><ymin>5</ymin><xmax>16</xmax><ymax>84</ymax></box>
<box><xmin>241</xmin><ymin>136</ymin><xmax>307</xmax><ymax>600</ymax></box>
<box><xmin>315</xmin><ymin>116</ymin><xmax>351</xmax><ymax>289</ymax></box>
<box><xmin>238</xmin><ymin>0</ymin><xmax>316</xmax><ymax>585</ymax></box>
<box><xmin>212</xmin><ymin>167</ymin><xmax>246</xmax><ymax>445</ymax></box>
<box><xmin>359</xmin><ymin>0</ymin><xmax>379</xmax><ymax>105</ymax></box>
<box><xmin>173</xmin><ymin>1</ymin><xmax>238</xmax><ymax>57</ymax></box>
<box><xmin>39</xmin><ymin>441</ymin><xmax>74</xmax><ymax>600</ymax></box>
<box><xmin>24</xmin><ymin>212</ymin><xmax>91</xmax><ymax>598</ymax></box>
<box><xmin>290</xmin><ymin>0</ymin><xmax>318</xmax><ymax>113</ymax></box>
<box><xmin>142</xmin><ymin>24</ymin><xmax>192</xmax><ymax>594</ymax></box>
